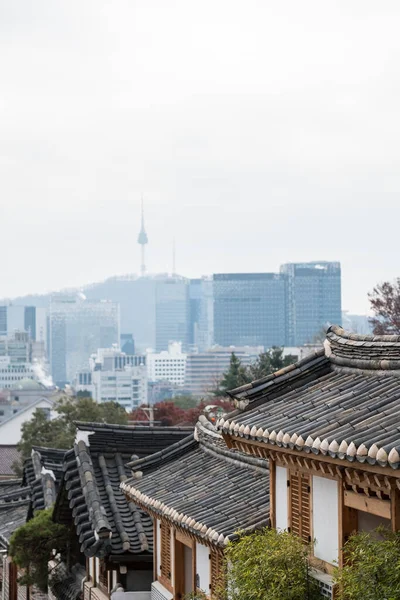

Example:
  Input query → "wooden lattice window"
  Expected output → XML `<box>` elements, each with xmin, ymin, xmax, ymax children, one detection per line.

<box><xmin>160</xmin><ymin>522</ymin><xmax>172</xmax><ymax>581</ymax></box>
<box><xmin>288</xmin><ymin>471</ymin><xmax>311</xmax><ymax>543</ymax></box>
<box><xmin>210</xmin><ymin>548</ymin><xmax>224</xmax><ymax>598</ymax></box>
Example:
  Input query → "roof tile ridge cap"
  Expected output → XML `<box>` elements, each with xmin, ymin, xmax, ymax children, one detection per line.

<box><xmin>126</xmin><ymin>434</ymin><xmax>197</xmax><ymax>469</ymax></box>
<box><xmin>200</xmin><ymin>438</ymin><xmax>268</xmax><ymax>471</ymax></box>
<box><xmin>327</xmin><ymin>324</ymin><xmax>400</xmax><ymax>343</ymax></box>
<box><xmin>73</xmin><ymin>421</ymin><xmax>135</xmax><ymax>431</ymax></box>
<box><xmin>73</xmin><ymin>441</ymin><xmax>112</xmax><ymax>535</ymax></box>
<box><xmin>197</xmin><ymin>415</ymin><xmax>220</xmax><ymax>437</ymax></box>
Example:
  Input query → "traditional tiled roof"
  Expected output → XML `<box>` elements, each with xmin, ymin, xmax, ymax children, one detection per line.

<box><xmin>53</xmin><ymin>422</ymin><xmax>192</xmax><ymax>558</ymax></box>
<box><xmin>121</xmin><ymin>416</ymin><xmax>270</xmax><ymax>548</ymax></box>
<box><xmin>49</xmin><ymin>562</ymin><xmax>86</xmax><ymax>600</ymax></box>
<box><xmin>217</xmin><ymin>326</ymin><xmax>400</xmax><ymax>470</ymax></box>
<box><xmin>0</xmin><ymin>445</ymin><xmax>21</xmax><ymax>477</ymax></box>
<box><xmin>0</xmin><ymin>481</ymin><xmax>30</xmax><ymax>548</ymax></box>
<box><xmin>23</xmin><ymin>447</ymin><xmax>66</xmax><ymax>514</ymax></box>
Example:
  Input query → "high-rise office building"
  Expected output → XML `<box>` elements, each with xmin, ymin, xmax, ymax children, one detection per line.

<box><xmin>188</xmin><ymin>277</ymin><xmax>214</xmax><ymax>351</ymax></box>
<box><xmin>155</xmin><ymin>276</ymin><xmax>190</xmax><ymax>352</ymax></box>
<box><xmin>281</xmin><ymin>261</ymin><xmax>342</xmax><ymax>345</ymax></box>
<box><xmin>0</xmin><ymin>305</ymin><xmax>47</xmax><ymax>348</ymax></box>
<box><xmin>50</xmin><ymin>293</ymin><xmax>120</xmax><ymax>386</ymax></box>
<box><xmin>84</xmin><ymin>275</ymin><xmax>191</xmax><ymax>353</ymax></box>
<box><xmin>213</xmin><ymin>273</ymin><xmax>288</xmax><ymax>348</ymax></box>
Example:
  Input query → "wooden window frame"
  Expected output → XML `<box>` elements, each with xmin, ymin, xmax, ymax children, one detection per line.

<box><xmin>288</xmin><ymin>469</ymin><xmax>312</xmax><ymax>544</ymax></box>
<box><xmin>158</xmin><ymin>522</ymin><xmax>173</xmax><ymax>593</ymax></box>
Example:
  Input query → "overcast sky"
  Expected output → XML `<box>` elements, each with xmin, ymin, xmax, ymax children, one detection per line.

<box><xmin>2</xmin><ymin>1</ymin><xmax>400</xmax><ymax>312</ymax></box>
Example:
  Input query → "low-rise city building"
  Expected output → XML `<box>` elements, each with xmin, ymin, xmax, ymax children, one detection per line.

<box><xmin>146</xmin><ymin>342</ymin><xmax>187</xmax><ymax>387</ymax></box>
<box><xmin>75</xmin><ymin>346</ymin><xmax>147</xmax><ymax>411</ymax></box>
<box><xmin>185</xmin><ymin>345</ymin><xmax>263</xmax><ymax>397</ymax></box>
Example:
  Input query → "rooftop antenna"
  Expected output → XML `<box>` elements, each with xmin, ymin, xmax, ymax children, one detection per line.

<box><xmin>137</xmin><ymin>196</ymin><xmax>148</xmax><ymax>277</ymax></box>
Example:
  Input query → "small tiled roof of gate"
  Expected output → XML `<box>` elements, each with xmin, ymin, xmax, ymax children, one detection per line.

<box><xmin>217</xmin><ymin>326</ymin><xmax>400</xmax><ymax>470</ymax></box>
<box><xmin>23</xmin><ymin>446</ymin><xmax>66</xmax><ymax>514</ymax></box>
<box><xmin>121</xmin><ymin>416</ymin><xmax>270</xmax><ymax>547</ymax></box>
<box><xmin>53</xmin><ymin>422</ymin><xmax>192</xmax><ymax>558</ymax></box>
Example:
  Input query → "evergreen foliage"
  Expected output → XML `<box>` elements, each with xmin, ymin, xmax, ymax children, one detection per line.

<box><xmin>215</xmin><ymin>348</ymin><xmax>296</xmax><ymax>394</ymax></box>
<box><xmin>334</xmin><ymin>528</ymin><xmax>400</xmax><ymax>600</ymax></box>
<box><xmin>9</xmin><ymin>508</ymin><xmax>70</xmax><ymax>592</ymax></box>
<box><xmin>215</xmin><ymin>353</ymin><xmax>251</xmax><ymax>394</ymax></box>
<box><xmin>222</xmin><ymin>528</ymin><xmax>322</xmax><ymax>600</ymax></box>
<box><xmin>17</xmin><ymin>396</ymin><xmax>128</xmax><ymax>460</ymax></box>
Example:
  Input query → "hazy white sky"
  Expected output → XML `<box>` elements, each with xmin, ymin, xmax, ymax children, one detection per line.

<box><xmin>2</xmin><ymin>0</ymin><xmax>400</xmax><ymax>312</ymax></box>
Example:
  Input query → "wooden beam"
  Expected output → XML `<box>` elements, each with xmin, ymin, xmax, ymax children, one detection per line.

<box><xmin>391</xmin><ymin>488</ymin><xmax>400</xmax><ymax>532</ymax></box>
<box><xmin>344</xmin><ymin>490</ymin><xmax>391</xmax><ymax>519</ymax></box>
<box><xmin>231</xmin><ymin>437</ymin><xmax>400</xmax><ymax>478</ymax></box>
<box><xmin>339</xmin><ymin>482</ymin><xmax>358</xmax><ymax>568</ymax></box>
<box><xmin>269</xmin><ymin>459</ymin><xmax>276</xmax><ymax>529</ymax></box>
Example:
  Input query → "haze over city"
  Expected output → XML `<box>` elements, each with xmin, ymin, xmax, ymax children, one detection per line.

<box><xmin>2</xmin><ymin>1</ymin><xmax>400</xmax><ymax>312</ymax></box>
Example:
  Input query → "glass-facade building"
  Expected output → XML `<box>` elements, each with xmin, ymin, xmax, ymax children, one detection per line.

<box><xmin>213</xmin><ymin>273</ymin><xmax>288</xmax><ymax>348</ymax></box>
<box><xmin>281</xmin><ymin>262</ymin><xmax>342</xmax><ymax>345</ymax></box>
<box><xmin>50</xmin><ymin>293</ymin><xmax>120</xmax><ymax>386</ymax></box>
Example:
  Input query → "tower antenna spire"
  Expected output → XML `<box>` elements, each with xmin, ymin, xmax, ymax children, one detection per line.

<box><xmin>137</xmin><ymin>195</ymin><xmax>148</xmax><ymax>277</ymax></box>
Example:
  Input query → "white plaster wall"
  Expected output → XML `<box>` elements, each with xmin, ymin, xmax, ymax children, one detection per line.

<box><xmin>95</xmin><ymin>558</ymin><xmax>100</xmax><ymax>585</ymax></box>
<box><xmin>196</xmin><ymin>542</ymin><xmax>210</xmax><ymax>594</ymax></box>
<box><xmin>170</xmin><ymin>527</ymin><xmax>175</xmax><ymax>588</ymax></box>
<box><xmin>112</xmin><ymin>571</ymin><xmax>118</xmax><ymax>588</ymax></box>
<box><xmin>313</xmin><ymin>476</ymin><xmax>339</xmax><ymax>565</ymax></box>
<box><xmin>275</xmin><ymin>466</ymin><xmax>288</xmax><ymax>530</ymax></box>
<box><xmin>156</xmin><ymin>520</ymin><xmax>161</xmax><ymax>577</ymax></box>
<box><xmin>89</xmin><ymin>557</ymin><xmax>94</xmax><ymax>580</ymax></box>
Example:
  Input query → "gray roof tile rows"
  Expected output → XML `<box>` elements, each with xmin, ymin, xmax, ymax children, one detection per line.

<box><xmin>0</xmin><ymin>481</ymin><xmax>30</xmax><ymax>548</ymax></box>
<box><xmin>54</xmin><ymin>422</ymin><xmax>192</xmax><ymax>558</ymax></box>
<box><xmin>218</xmin><ymin>326</ymin><xmax>400</xmax><ymax>470</ymax></box>
<box><xmin>23</xmin><ymin>447</ymin><xmax>66</xmax><ymax>515</ymax></box>
<box><xmin>121</xmin><ymin>416</ymin><xmax>270</xmax><ymax>548</ymax></box>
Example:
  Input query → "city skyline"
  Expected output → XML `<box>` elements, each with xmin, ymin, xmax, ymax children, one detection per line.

<box><xmin>2</xmin><ymin>2</ymin><xmax>400</xmax><ymax>313</ymax></box>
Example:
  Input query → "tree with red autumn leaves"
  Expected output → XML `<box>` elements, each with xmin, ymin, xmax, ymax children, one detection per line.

<box><xmin>128</xmin><ymin>398</ymin><xmax>231</xmax><ymax>427</ymax></box>
<box><xmin>368</xmin><ymin>279</ymin><xmax>400</xmax><ymax>335</ymax></box>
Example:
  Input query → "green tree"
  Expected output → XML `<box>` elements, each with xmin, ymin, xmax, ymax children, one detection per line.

<box><xmin>249</xmin><ymin>347</ymin><xmax>296</xmax><ymax>380</ymax></box>
<box><xmin>334</xmin><ymin>528</ymin><xmax>400</xmax><ymax>600</ymax></box>
<box><xmin>17</xmin><ymin>397</ymin><xmax>128</xmax><ymax>460</ymax></box>
<box><xmin>214</xmin><ymin>353</ymin><xmax>251</xmax><ymax>394</ymax></box>
<box><xmin>9</xmin><ymin>508</ymin><xmax>70</xmax><ymax>591</ymax></box>
<box><xmin>223</xmin><ymin>528</ymin><xmax>322</xmax><ymax>600</ymax></box>
<box><xmin>368</xmin><ymin>279</ymin><xmax>400</xmax><ymax>335</ymax></box>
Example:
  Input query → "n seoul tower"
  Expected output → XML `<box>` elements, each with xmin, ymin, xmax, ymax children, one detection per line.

<box><xmin>137</xmin><ymin>198</ymin><xmax>148</xmax><ymax>277</ymax></box>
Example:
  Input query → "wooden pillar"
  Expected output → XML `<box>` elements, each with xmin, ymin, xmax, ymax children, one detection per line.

<box><xmin>338</xmin><ymin>481</ymin><xmax>357</xmax><ymax>567</ymax></box>
<box><xmin>391</xmin><ymin>488</ymin><xmax>400</xmax><ymax>532</ymax></box>
<box><xmin>269</xmin><ymin>458</ymin><xmax>276</xmax><ymax>529</ymax></box>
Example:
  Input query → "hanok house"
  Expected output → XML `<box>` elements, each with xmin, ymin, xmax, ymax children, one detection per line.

<box><xmin>216</xmin><ymin>325</ymin><xmax>400</xmax><ymax>598</ymax></box>
<box><xmin>1</xmin><ymin>447</ymin><xmax>67</xmax><ymax>600</ymax></box>
<box><xmin>53</xmin><ymin>422</ymin><xmax>192</xmax><ymax>600</ymax></box>
<box><xmin>0</xmin><ymin>479</ymin><xmax>31</xmax><ymax>600</ymax></box>
<box><xmin>121</xmin><ymin>414</ymin><xmax>269</xmax><ymax>600</ymax></box>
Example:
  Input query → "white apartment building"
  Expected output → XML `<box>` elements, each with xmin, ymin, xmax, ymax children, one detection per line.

<box><xmin>146</xmin><ymin>342</ymin><xmax>187</xmax><ymax>387</ymax></box>
<box><xmin>75</xmin><ymin>346</ymin><xmax>147</xmax><ymax>412</ymax></box>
